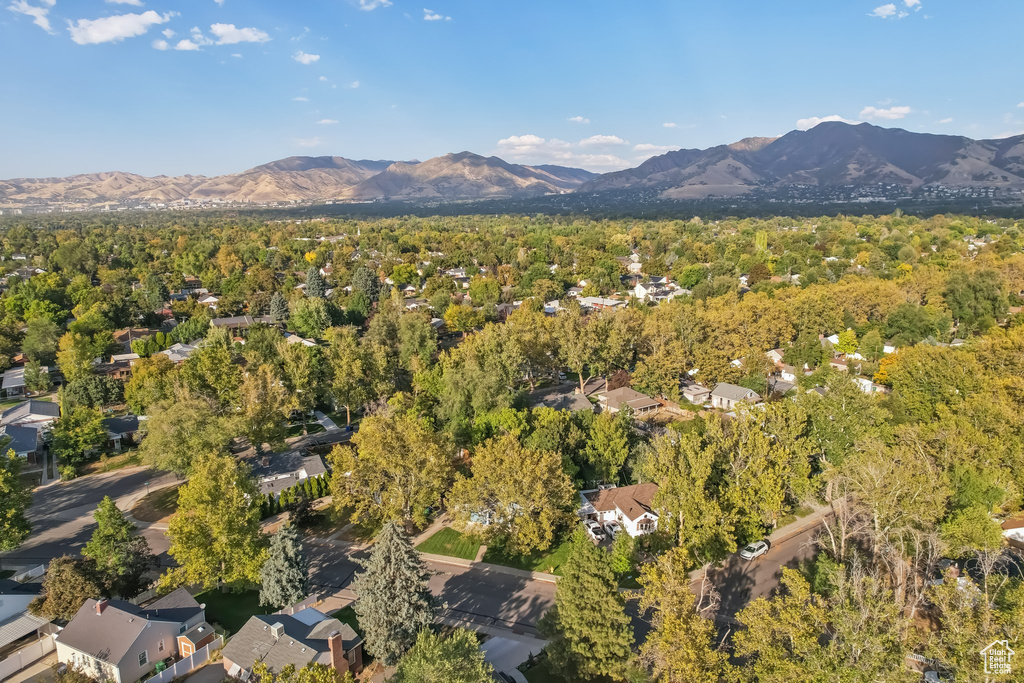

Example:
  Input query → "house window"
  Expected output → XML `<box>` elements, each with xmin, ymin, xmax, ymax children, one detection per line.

<box><xmin>179</xmin><ymin>623</ymin><xmax>187</xmax><ymax>634</ymax></box>
<box><xmin>158</xmin><ymin>639</ymin><xmax>165</xmax><ymax>653</ymax></box>
<box><xmin>138</xmin><ymin>651</ymin><xmax>148</xmax><ymax>667</ymax></box>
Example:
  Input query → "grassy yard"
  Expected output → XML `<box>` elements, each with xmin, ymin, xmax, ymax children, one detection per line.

<box><xmin>287</xmin><ymin>422</ymin><xmax>327</xmax><ymax>437</ymax></box>
<box><xmin>331</xmin><ymin>606</ymin><xmax>362</xmax><ymax>636</ymax></box>
<box><xmin>483</xmin><ymin>536</ymin><xmax>574</xmax><ymax>576</ymax></box>
<box><xmin>196</xmin><ymin>588</ymin><xmax>270</xmax><ymax>635</ymax></box>
<box><xmin>80</xmin><ymin>451</ymin><xmax>142</xmax><ymax>476</ymax></box>
<box><xmin>415</xmin><ymin>528</ymin><xmax>481</xmax><ymax>561</ymax></box>
<box><xmin>131</xmin><ymin>484</ymin><xmax>181</xmax><ymax>522</ymax></box>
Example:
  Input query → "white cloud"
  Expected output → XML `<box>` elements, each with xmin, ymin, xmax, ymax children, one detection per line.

<box><xmin>1018</xmin><ymin>102</ymin><xmax>1024</xmax><ymax>108</ymax></box>
<box><xmin>213</xmin><ymin>0</ymin><xmax>224</xmax><ymax>5</ymax></box>
<box><xmin>860</xmin><ymin>105</ymin><xmax>912</xmax><ymax>120</ymax></box>
<box><xmin>496</xmin><ymin>133</ymin><xmax>632</xmax><ymax>170</ymax></box>
<box><xmin>8</xmin><ymin>0</ymin><xmax>55</xmax><ymax>33</ymax></box>
<box><xmin>162</xmin><ymin>28</ymin><xmax>175</xmax><ymax>38</ymax></box>
<box><xmin>152</xmin><ymin>38</ymin><xmax>168</xmax><ymax>50</ymax></box>
<box><xmin>319</xmin><ymin>76</ymin><xmax>328</xmax><ymax>81</ymax></box>
<box><xmin>295</xmin><ymin>137</ymin><xmax>323</xmax><ymax>148</ymax></box>
<box><xmin>231</xmin><ymin>53</ymin><xmax>241</xmax><ymax>58</ymax></box>
<box><xmin>870</xmin><ymin>3</ymin><xmax>897</xmax><ymax>18</ymax></box>
<box><xmin>423</xmin><ymin>8</ymin><xmax>451</xmax><ymax>21</ymax></box>
<box><xmin>316</xmin><ymin>119</ymin><xmax>338</xmax><ymax>125</ymax></box>
<box><xmin>173</xmin><ymin>38</ymin><xmax>201</xmax><ymax>51</ymax></box>
<box><xmin>904</xmin><ymin>0</ymin><xmax>921</xmax><ymax>7</ymax></box>
<box><xmin>292</xmin><ymin>96</ymin><xmax>309</xmax><ymax>102</ymax></box>
<box><xmin>293</xmin><ymin>50</ymin><xmax>320</xmax><ymax>64</ymax></box>
<box><xmin>796</xmin><ymin>114</ymin><xmax>856</xmax><ymax>130</ymax></box>
<box><xmin>359</xmin><ymin>0</ymin><xmax>391</xmax><ymax>9</ymax></box>
<box><xmin>579</xmin><ymin>134</ymin><xmax>626</xmax><ymax>147</ymax></box>
<box><xmin>567</xmin><ymin>116</ymin><xmax>590</xmax><ymax>124</ymax></box>
<box><xmin>107</xmin><ymin>0</ymin><xmax>144</xmax><ymax>5</ymax></box>
<box><xmin>662</xmin><ymin>122</ymin><xmax>677</xmax><ymax>128</ymax></box>
<box><xmin>349</xmin><ymin>80</ymin><xmax>360</xmax><ymax>88</ymax></box>
<box><xmin>634</xmin><ymin>143</ymin><xmax>680</xmax><ymax>155</ymax></box>
<box><xmin>67</xmin><ymin>10</ymin><xmax>176</xmax><ymax>45</ymax></box>
<box><xmin>937</xmin><ymin>117</ymin><xmax>953</xmax><ymax>124</ymax></box>
<box><xmin>209</xmin><ymin>23</ymin><xmax>270</xmax><ymax>44</ymax></box>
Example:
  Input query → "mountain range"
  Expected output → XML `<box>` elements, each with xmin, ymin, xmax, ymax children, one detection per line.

<box><xmin>3</xmin><ymin>123</ymin><xmax>1024</xmax><ymax>209</ymax></box>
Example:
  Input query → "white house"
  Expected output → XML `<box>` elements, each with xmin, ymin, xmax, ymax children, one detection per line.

<box><xmin>579</xmin><ymin>484</ymin><xmax>659</xmax><ymax>537</ymax></box>
<box><xmin>599</xmin><ymin>387</ymin><xmax>660</xmax><ymax>416</ymax></box>
<box><xmin>0</xmin><ymin>575</ymin><xmax>48</xmax><ymax>655</ymax></box>
<box><xmin>681</xmin><ymin>383</ymin><xmax>711</xmax><ymax>405</ymax></box>
<box><xmin>710</xmin><ymin>383</ymin><xmax>762</xmax><ymax>411</ymax></box>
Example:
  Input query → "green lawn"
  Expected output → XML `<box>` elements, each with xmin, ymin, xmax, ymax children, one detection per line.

<box><xmin>483</xmin><ymin>536</ymin><xmax>574</xmax><ymax>576</ymax></box>
<box><xmin>80</xmin><ymin>451</ymin><xmax>142</xmax><ymax>476</ymax></box>
<box><xmin>415</xmin><ymin>527</ymin><xmax>481</xmax><ymax>561</ymax></box>
<box><xmin>287</xmin><ymin>422</ymin><xmax>327</xmax><ymax>437</ymax></box>
<box><xmin>196</xmin><ymin>588</ymin><xmax>271</xmax><ymax>635</ymax></box>
<box><xmin>331</xmin><ymin>606</ymin><xmax>362</xmax><ymax>636</ymax></box>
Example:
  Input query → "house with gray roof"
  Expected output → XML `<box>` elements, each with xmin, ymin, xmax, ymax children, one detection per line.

<box><xmin>599</xmin><ymin>387</ymin><xmax>660</xmax><ymax>416</ymax></box>
<box><xmin>55</xmin><ymin>588</ymin><xmax>215</xmax><ymax>683</ymax></box>
<box><xmin>103</xmin><ymin>414</ymin><xmax>143</xmax><ymax>452</ymax></box>
<box><xmin>0</xmin><ymin>366</ymin><xmax>48</xmax><ymax>398</ymax></box>
<box><xmin>159</xmin><ymin>343</ymin><xmax>197</xmax><ymax>364</ymax></box>
<box><xmin>248</xmin><ymin>449</ymin><xmax>328</xmax><ymax>498</ymax></box>
<box><xmin>0</xmin><ymin>577</ymin><xmax>47</xmax><ymax>655</ymax></box>
<box><xmin>710</xmin><ymin>383</ymin><xmax>762</xmax><ymax>411</ymax></box>
<box><xmin>221</xmin><ymin>608</ymin><xmax>363</xmax><ymax>680</ymax></box>
<box><xmin>0</xmin><ymin>423</ymin><xmax>43</xmax><ymax>465</ymax></box>
<box><xmin>1</xmin><ymin>399</ymin><xmax>60</xmax><ymax>431</ymax></box>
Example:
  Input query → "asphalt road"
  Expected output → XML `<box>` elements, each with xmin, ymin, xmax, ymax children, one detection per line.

<box><xmin>696</xmin><ymin>524</ymin><xmax>820</xmax><ymax>622</ymax></box>
<box><xmin>306</xmin><ymin>541</ymin><xmax>557</xmax><ymax>631</ymax></box>
<box><xmin>0</xmin><ymin>467</ymin><xmax>177</xmax><ymax>568</ymax></box>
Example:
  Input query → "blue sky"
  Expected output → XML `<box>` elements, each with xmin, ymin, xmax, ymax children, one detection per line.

<box><xmin>2</xmin><ymin>0</ymin><xmax>1023</xmax><ymax>177</ymax></box>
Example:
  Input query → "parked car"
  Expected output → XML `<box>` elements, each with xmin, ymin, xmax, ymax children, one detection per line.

<box><xmin>739</xmin><ymin>540</ymin><xmax>770</xmax><ymax>560</ymax></box>
<box><xmin>604</xmin><ymin>520</ymin><xmax>622</xmax><ymax>539</ymax></box>
<box><xmin>584</xmin><ymin>520</ymin><xmax>607</xmax><ymax>543</ymax></box>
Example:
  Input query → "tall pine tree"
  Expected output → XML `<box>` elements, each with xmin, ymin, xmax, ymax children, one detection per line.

<box><xmin>305</xmin><ymin>267</ymin><xmax>327</xmax><ymax>299</ymax></box>
<box><xmin>351</xmin><ymin>521</ymin><xmax>434</xmax><ymax>665</ymax></box>
<box><xmin>540</xmin><ymin>529</ymin><xmax>634</xmax><ymax>680</ymax></box>
<box><xmin>259</xmin><ymin>523</ymin><xmax>309</xmax><ymax>608</ymax></box>
<box><xmin>269</xmin><ymin>292</ymin><xmax>290</xmax><ymax>322</ymax></box>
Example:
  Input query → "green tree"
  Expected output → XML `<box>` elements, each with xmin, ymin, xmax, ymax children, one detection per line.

<box><xmin>390</xmin><ymin>263</ymin><xmax>420</xmax><ymax>288</ymax></box>
<box><xmin>29</xmin><ymin>555</ymin><xmax>104</xmax><ymax>620</ymax></box>
<box><xmin>443</xmin><ymin>304</ymin><xmax>483</xmax><ymax>337</ymax></box>
<box><xmin>269</xmin><ymin>292</ymin><xmax>290</xmax><ymax>322</ymax></box>
<box><xmin>57</xmin><ymin>331</ymin><xmax>98</xmax><ymax>383</ymax></box>
<box><xmin>22</xmin><ymin>316</ymin><xmax>60</xmax><ymax>363</ymax></box>
<box><xmin>259</xmin><ymin>524</ymin><xmax>309</xmax><ymax>608</ymax></box>
<box><xmin>305</xmin><ymin>266</ymin><xmax>327</xmax><ymax>299</ymax></box>
<box><xmin>0</xmin><ymin>449</ymin><xmax>31</xmax><ymax>550</ymax></box>
<box><xmin>123</xmin><ymin>354</ymin><xmax>176</xmax><ymax>414</ymax></box>
<box><xmin>397</xmin><ymin>312</ymin><xmax>438</xmax><ymax>372</ymax></box>
<box><xmin>51</xmin><ymin>406</ymin><xmax>107</xmax><ymax>469</ymax></box>
<box><xmin>391</xmin><ymin>628</ymin><xmax>494</xmax><ymax>683</ymax></box>
<box><xmin>290</xmin><ymin>297</ymin><xmax>332</xmax><ymax>338</ymax></box>
<box><xmin>449</xmin><ymin>434</ymin><xmax>574</xmax><ymax>555</ymax></box>
<box><xmin>351</xmin><ymin>265</ymin><xmax>381</xmax><ymax>302</ymax></box>
<box><xmin>859</xmin><ymin>328</ymin><xmax>884</xmax><ymax>362</ymax></box>
<box><xmin>180</xmin><ymin>329</ymin><xmax>242</xmax><ymax>408</ymax></box>
<box><xmin>351</xmin><ymin>521</ymin><xmax>434</xmax><ymax>665</ymax></box>
<box><xmin>160</xmin><ymin>452</ymin><xmax>267</xmax><ymax>590</ymax></box>
<box><xmin>239</xmin><ymin>364</ymin><xmax>290</xmax><ymax>452</ymax></box>
<box><xmin>82</xmin><ymin>496</ymin><xmax>156</xmax><ymax>598</ymax></box>
<box><xmin>636</xmin><ymin>548</ymin><xmax>730</xmax><ymax>682</ymax></box>
<box><xmin>835</xmin><ymin>329</ymin><xmax>858</xmax><ymax>355</ymax></box>
<box><xmin>325</xmin><ymin>326</ymin><xmax>367</xmax><ymax>424</ymax></box>
<box><xmin>609</xmin><ymin>532</ymin><xmax>635</xmax><ymax>577</ymax></box>
<box><xmin>329</xmin><ymin>411</ymin><xmax>453</xmax><ymax>529</ymax></box>
<box><xmin>467</xmin><ymin>276</ymin><xmax>500</xmax><ymax>308</ymax></box>
<box><xmin>540</xmin><ymin>529</ymin><xmax>634</xmax><ymax>680</ymax></box>
<box><xmin>139</xmin><ymin>398</ymin><xmax>233</xmax><ymax>475</ymax></box>
<box><xmin>585</xmin><ymin>410</ymin><xmax>632</xmax><ymax>484</ymax></box>
<box><xmin>23</xmin><ymin>360</ymin><xmax>51</xmax><ymax>394</ymax></box>
<box><xmin>944</xmin><ymin>269</ymin><xmax>1008</xmax><ymax>335</ymax></box>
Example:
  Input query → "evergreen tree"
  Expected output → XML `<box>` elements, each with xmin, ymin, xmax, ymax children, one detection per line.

<box><xmin>540</xmin><ymin>529</ymin><xmax>634</xmax><ymax>680</ymax></box>
<box><xmin>0</xmin><ymin>449</ymin><xmax>31</xmax><ymax>550</ymax></box>
<box><xmin>351</xmin><ymin>265</ymin><xmax>381</xmax><ymax>303</ymax></box>
<box><xmin>82</xmin><ymin>496</ymin><xmax>156</xmax><ymax>598</ymax></box>
<box><xmin>351</xmin><ymin>521</ymin><xmax>434</xmax><ymax>665</ymax></box>
<box><xmin>305</xmin><ymin>267</ymin><xmax>327</xmax><ymax>299</ymax></box>
<box><xmin>259</xmin><ymin>524</ymin><xmax>309</xmax><ymax>608</ymax></box>
<box><xmin>30</xmin><ymin>556</ymin><xmax>104</xmax><ymax>620</ymax></box>
<box><xmin>391</xmin><ymin>628</ymin><xmax>494</xmax><ymax>683</ymax></box>
<box><xmin>269</xmin><ymin>292</ymin><xmax>290</xmax><ymax>322</ymax></box>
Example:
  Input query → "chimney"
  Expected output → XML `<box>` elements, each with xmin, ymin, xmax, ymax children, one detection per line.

<box><xmin>96</xmin><ymin>599</ymin><xmax>109</xmax><ymax>615</ymax></box>
<box><xmin>327</xmin><ymin>631</ymin><xmax>347</xmax><ymax>672</ymax></box>
<box><xmin>270</xmin><ymin>622</ymin><xmax>285</xmax><ymax>641</ymax></box>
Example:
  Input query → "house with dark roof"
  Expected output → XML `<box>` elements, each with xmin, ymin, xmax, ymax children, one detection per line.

<box><xmin>103</xmin><ymin>414</ymin><xmax>143</xmax><ymax>452</ymax></box>
<box><xmin>221</xmin><ymin>608</ymin><xmax>363</xmax><ymax>680</ymax></box>
<box><xmin>0</xmin><ymin>401</ymin><xmax>59</xmax><ymax>432</ymax></box>
<box><xmin>579</xmin><ymin>483</ymin><xmax>659</xmax><ymax>537</ymax></box>
<box><xmin>248</xmin><ymin>450</ymin><xmax>328</xmax><ymax>498</ymax></box>
<box><xmin>0</xmin><ymin>423</ymin><xmax>43</xmax><ymax>465</ymax></box>
<box><xmin>55</xmin><ymin>589</ymin><xmax>215</xmax><ymax>683</ymax></box>
<box><xmin>598</xmin><ymin>387</ymin><xmax>660</xmax><ymax>416</ymax></box>
<box><xmin>527</xmin><ymin>386</ymin><xmax>595</xmax><ymax>413</ymax></box>
<box><xmin>710</xmin><ymin>383</ymin><xmax>762</xmax><ymax>411</ymax></box>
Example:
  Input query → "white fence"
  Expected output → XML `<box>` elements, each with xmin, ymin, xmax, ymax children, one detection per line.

<box><xmin>0</xmin><ymin>634</ymin><xmax>56</xmax><ymax>680</ymax></box>
<box><xmin>146</xmin><ymin>635</ymin><xmax>224</xmax><ymax>683</ymax></box>
<box><xmin>10</xmin><ymin>564</ymin><xmax>45</xmax><ymax>582</ymax></box>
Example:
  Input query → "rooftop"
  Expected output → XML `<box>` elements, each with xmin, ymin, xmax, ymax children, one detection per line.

<box><xmin>583</xmin><ymin>483</ymin><xmax>659</xmax><ymax>521</ymax></box>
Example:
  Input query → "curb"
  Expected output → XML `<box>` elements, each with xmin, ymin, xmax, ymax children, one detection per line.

<box><xmin>420</xmin><ymin>552</ymin><xmax>559</xmax><ymax>585</ymax></box>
